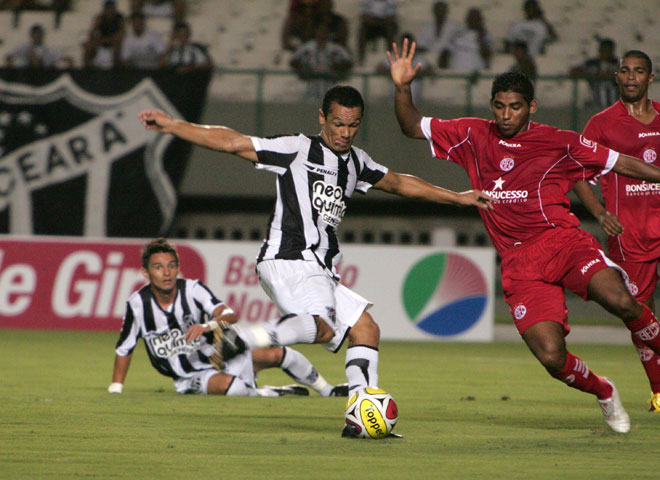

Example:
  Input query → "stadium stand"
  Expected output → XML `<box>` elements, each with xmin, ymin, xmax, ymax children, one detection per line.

<box><xmin>1</xmin><ymin>1</ymin><xmax>657</xmax><ymax>82</ymax></box>
<box><xmin>0</xmin><ymin>0</ymin><xmax>657</xmax><ymax>245</ymax></box>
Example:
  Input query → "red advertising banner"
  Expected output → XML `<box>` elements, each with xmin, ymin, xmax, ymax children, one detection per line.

<box><xmin>0</xmin><ymin>238</ymin><xmax>204</xmax><ymax>331</ymax></box>
<box><xmin>1</xmin><ymin>237</ymin><xmax>495</xmax><ymax>341</ymax></box>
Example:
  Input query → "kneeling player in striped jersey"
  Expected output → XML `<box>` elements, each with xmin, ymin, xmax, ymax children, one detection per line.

<box><xmin>108</xmin><ymin>238</ymin><xmax>347</xmax><ymax>397</ymax></box>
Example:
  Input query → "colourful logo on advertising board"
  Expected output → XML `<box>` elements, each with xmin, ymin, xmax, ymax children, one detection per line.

<box><xmin>402</xmin><ymin>253</ymin><xmax>487</xmax><ymax>336</ymax></box>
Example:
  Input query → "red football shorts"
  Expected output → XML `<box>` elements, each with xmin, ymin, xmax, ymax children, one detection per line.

<box><xmin>501</xmin><ymin>227</ymin><xmax>626</xmax><ymax>335</ymax></box>
<box><xmin>616</xmin><ymin>259</ymin><xmax>659</xmax><ymax>303</ymax></box>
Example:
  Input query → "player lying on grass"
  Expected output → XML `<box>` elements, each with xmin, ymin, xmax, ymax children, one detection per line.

<box><xmin>388</xmin><ymin>38</ymin><xmax>660</xmax><ymax>434</ymax></box>
<box><xmin>108</xmin><ymin>238</ymin><xmax>348</xmax><ymax>397</ymax></box>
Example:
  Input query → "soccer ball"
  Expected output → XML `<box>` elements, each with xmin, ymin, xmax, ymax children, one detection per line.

<box><xmin>344</xmin><ymin>387</ymin><xmax>398</xmax><ymax>439</ymax></box>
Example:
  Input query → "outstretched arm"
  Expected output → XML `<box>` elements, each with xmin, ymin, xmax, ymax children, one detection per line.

<box><xmin>373</xmin><ymin>170</ymin><xmax>493</xmax><ymax>210</ymax></box>
<box><xmin>387</xmin><ymin>39</ymin><xmax>424</xmax><ymax>139</ymax></box>
<box><xmin>613</xmin><ymin>153</ymin><xmax>660</xmax><ymax>183</ymax></box>
<box><xmin>138</xmin><ymin>109</ymin><xmax>258</xmax><ymax>162</ymax></box>
<box><xmin>573</xmin><ymin>180</ymin><xmax>623</xmax><ymax>236</ymax></box>
<box><xmin>108</xmin><ymin>353</ymin><xmax>132</xmax><ymax>394</ymax></box>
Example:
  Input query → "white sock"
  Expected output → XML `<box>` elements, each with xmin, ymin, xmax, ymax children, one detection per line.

<box><xmin>280</xmin><ymin>347</ymin><xmax>333</xmax><ymax>396</ymax></box>
<box><xmin>238</xmin><ymin>313</ymin><xmax>318</xmax><ymax>348</ymax></box>
<box><xmin>345</xmin><ymin>345</ymin><xmax>379</xmax><ymax>398</ymax></box>
<box><xmin>225</xmin><ymin>377</ymin><xmax>256</xmax><ymax>397</ymax></box>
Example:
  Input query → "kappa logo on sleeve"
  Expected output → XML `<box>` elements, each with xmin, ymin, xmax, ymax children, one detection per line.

<box><xmin>579</xmin><ymin>135</ymin><xmax>598</xmax><ymax>152</ymax></box>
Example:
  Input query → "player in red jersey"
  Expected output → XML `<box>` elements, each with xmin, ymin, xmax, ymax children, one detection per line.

<box><xmin>573</xmin><ymin>50</ymin><xmax>660</xmax><ymax>412</ymax></box>
<box><xmin>388</xmin><ymin>39</ymin><xmax>660</xmax><ymax>433</ymax></box>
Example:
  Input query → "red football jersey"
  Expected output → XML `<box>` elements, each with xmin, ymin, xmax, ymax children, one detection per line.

<box><xmin>422</xmin><ymin>117</ymin><xmax>618</xmax><ymax>255</ymax></box>
<box><xmin>583</xmin><ymin>99</ymin><xmax>660</xmax><ymax>262</ymax></box>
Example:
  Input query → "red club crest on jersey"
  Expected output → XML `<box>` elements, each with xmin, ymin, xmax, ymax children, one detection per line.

<box><xmin>513</xmin><ymin>304</ymin><xmax>527</xmax><ymax>320</ymax></box>
<box><xmin>499</xmin><ymin>157</ymin><xmax>515</xmax><ymax>171</ymax></box>
<box><xmin>643</xmin><ymin>148</ymin><xmax>657</xmax><ymax>164</ymax></box>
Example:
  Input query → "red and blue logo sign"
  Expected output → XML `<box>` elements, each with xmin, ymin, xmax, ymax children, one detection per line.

<box><xmin>402</xmin><ymin>253</ymin><xmax>488</xmax><ymax>336</ymax></box>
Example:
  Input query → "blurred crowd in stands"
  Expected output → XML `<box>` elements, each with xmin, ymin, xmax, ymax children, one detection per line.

<box><xmin>0</xmin><ymin>0</ymin><xmax>633</xmax><ymax>107</ymax></box>
<box><xmin>2</xmin><ymin>0</ymin><xmax>211</xmax><ymax>72</ymax></box>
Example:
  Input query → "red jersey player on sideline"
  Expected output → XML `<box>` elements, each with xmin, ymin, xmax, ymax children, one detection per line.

<box><xmin>574</xmin><ymin>50</ymin><xmax>660</xmax><ymax>412</ymax></box>
<box><xmin>388</xmin><ymin>39</ymin><xmax>660</xmax><ymax>433</ymax></box>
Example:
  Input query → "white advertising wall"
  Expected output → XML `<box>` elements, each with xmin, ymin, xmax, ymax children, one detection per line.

<box><xmin>0</xmin><ymin>236</ymin><xmax>495</xmax><ymax>341</ymax></box>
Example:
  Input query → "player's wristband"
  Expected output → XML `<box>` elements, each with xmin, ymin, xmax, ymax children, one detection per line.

<box><xmin>108</xmin><ymin>382</ymin><xmax>123</xmax><ymax>394</ymax></box>
<box><xmin>202</xmin><ymin>320</ymin><xmax>219</xmax><ymax>331</ymax></box>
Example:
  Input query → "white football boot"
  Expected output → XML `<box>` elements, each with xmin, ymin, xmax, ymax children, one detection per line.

<box><xmin>598</xmin><ymin>378</ymin><xmax>630</xmax><ymax>433</ymax></box>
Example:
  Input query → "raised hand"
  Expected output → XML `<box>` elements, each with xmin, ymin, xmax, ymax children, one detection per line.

<box><xmin>138</xmin><ymin>109</ymin><xmax>175</xmax><ymax>132</ymax></box>
<box><xmin>386</xmin><ymin>38</ymin><xmax>422</xmax><ymax>88</ymax></box>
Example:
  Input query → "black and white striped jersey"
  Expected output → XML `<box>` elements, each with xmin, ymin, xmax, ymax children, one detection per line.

<box><xmin>165</xmin><ymin>42</ymin><xmax>211</xmax><ymax>67</ymax></box>
<box><xmin>250</xmin><ymin>133</ymin><xmax>388</xmax><ymax>273</ymax></box>
<box><xmin>115</xmin><ymin>278</ymin><xmax>223</xmax><ymax>379</ymax></box>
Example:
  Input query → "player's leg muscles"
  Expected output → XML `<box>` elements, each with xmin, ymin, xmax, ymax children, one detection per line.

<box><xmin>587</xmin><ymin>267</ymin><xmax>642</xmax><ymax>320</ymax></box>
<box><xmin>523</xmin><ymin>321</ymin><xmax>612</xmax><ymax>399</ymax></box>
<box><xmin>521</xmin><ymin>321</ymin><xmax>566</xmax><ymax>373</ymax></box>
<box><xmin>251</xmin><ymin>347</ymin><xmax>284</xmax><ymax>371</ymax></box>
<box><xmin>589</xmin><ymin>267</ymin><xmax>660</xmax><ymax>354</ymax></box>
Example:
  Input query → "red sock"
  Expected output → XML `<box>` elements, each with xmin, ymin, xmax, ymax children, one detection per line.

<box><xmin>625</xmin><ymin>304</ymin><xmax>660</xmax><ymax>355</ymax></box>
<box><xmin>631</xmin><ymin>332</ymin><xmax>660</xmax><ymax>393</ymax></box>
<box><xmin>551</xmin><ymin>351</ymin><xmax>613</xmax><ymax>400</ymax></box>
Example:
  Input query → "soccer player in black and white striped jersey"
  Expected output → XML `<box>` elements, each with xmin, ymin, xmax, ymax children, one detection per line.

<box><xmin>109</xmin><ymin>238</ymin><xmax>348</xmax><ymax>397</ymax></box>
<box><xmin>138</xmin><ymin>86</ymin><xmax>492</xmax><ymax>432</ymax></box>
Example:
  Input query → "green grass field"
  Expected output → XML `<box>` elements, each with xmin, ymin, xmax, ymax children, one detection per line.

<box><xmin>1</xmin><ymin>329</ymin><xmax>657</xmax><ymax>479</ymax></box>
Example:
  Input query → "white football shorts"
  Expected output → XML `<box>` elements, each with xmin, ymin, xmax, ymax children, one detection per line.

<box><xmin>173</xmin><ymin>351</ymin><xmax>255</xmax><ymax>394</ymax></box>
<box><xmin>256</xmin><ymin>259</ymin><xmax>373</xmax><ymax>352</ymax></box>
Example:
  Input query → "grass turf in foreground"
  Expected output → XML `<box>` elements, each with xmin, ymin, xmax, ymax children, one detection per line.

<box><xmin>0</xmin><ymin>329</ymin><xmax>656</xmax><ymax>479</ymax></box>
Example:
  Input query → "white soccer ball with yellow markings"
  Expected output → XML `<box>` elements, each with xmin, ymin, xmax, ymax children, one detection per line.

<box><xmin>344</xmin><ymin>387</ymin><xmax>398</xmax><ymax>438</ymax></box>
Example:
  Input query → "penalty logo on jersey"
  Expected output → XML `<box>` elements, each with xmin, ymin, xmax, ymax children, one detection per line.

<box><xmin>402</xmin><ymin>253</ymin><xmax>488</xmax><ymax>336</ymax></box>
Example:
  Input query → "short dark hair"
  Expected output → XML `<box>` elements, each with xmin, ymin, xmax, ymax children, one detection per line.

<box><xmin>599</xmin><ymin>38</ymin><xmax>615</xmax><ymax>50</ymax></box>
<box><xmin>321</xmin><ymin>85</ymin><xmax>364</xmax><ymax>117</ymax></box>
<box><xmin>621</xmin><ymin>50</ymin><xmax>652</xmax><ymax>72</ymax></box>
<box><xmin>174</xmin><ymin>21</ymin><xmax>190</xmax><ymax>32</ymax></box>
<box><xmin>491</xmin><ymin>71</ymin><xmax>535</xmax><ymax>104</ymax></box>
<box><xmin>142</xmin><ymin>238</ymin><xmax>179</xmax><ymax>268</ymax></box>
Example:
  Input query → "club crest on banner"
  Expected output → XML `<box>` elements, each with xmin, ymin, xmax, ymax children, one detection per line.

<box><xmin>0</xmin><ymin>72</ymin><xmax>195</xmax><ymax>236</ymax></box>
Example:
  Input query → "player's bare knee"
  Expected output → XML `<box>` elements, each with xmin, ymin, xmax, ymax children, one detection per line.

<box><xmin>349</xmin><ymin>312</ymin><xmax>380</xmax><ymax>346</ymax></box>
<box><xmin>313</xmin><ymin>315</ymin><xmax>335</xmax><ymax>343</ymax></box>
<box><xmin>254</xmin><ymin>347</ymin><xmax>284</xmax><ymax>368</ymax></box>
<box><xmin>536</xmin><ymin>345</ymin><xmax>566</xmax><ymax>373</ymax></box>
<box><xmin>610</xmin><ymin>291</ymin><xmax>642</xmax><ymax>321</ymax></box>
<box><xmin>206</xmin><ymin>373</ymin><xmax>233</xmax><ymax>395</ymax></box>
<box><xmin>525</xmin><ymin>333</ymin><xmax>566</xmax><ymax>373</ymax></box>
